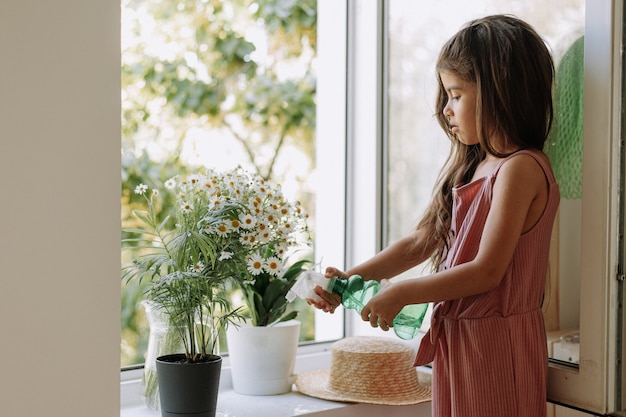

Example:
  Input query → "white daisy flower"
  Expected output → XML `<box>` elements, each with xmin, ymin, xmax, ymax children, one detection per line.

<box><xmin>192</xmin><ymin>261</ymin><xmax>204</xmax><ymax>273</ymax></box>
<box><xmin>164</xmin><ymin>178</ymin><xmax>177</xmax><ymax>189</ymax></box>
<box><xmin>134</xmin><ymin>183</ymin><xmax>148</xmax><ymax>195</ymax></box>
<box><xmin>208</xmin><ymin>195</ymin><xmax>223</xmax><ymax>209</ymax></box>
<box><xmin>246</xmin><ymin>254</ymin><xmax>265</xmax><ymax>276</ymax></box>
<box><xmin>255</xmin><ymin>219</ymin><xmax>268</xmax><ymax>231</ymax></box>
<box><xmin>201</xmin><ymin>178</ymin><xmax>214</xmax><ymax>192</ymax></box>
<box><xmin>180</xmin><ymin>201</ymin><xmax>194</xmax><ymax>214</ymax></box>
<box><xmin>265</xmin><ymin>257</ymin><xmax>282</xmax><ymax>276</ymax></box>
<box><xmin>281</xmin><ymin>221</ymin><xmax>294</xmax><ymax>233</ymax></box>
<box><xmin>215</xmin><ymin>223</ymin><xmax>230</xmax><ymax>237</ymax></box>
<box><xmin>265</xmin><ymin>212</ymin><xmax>277</xmax><ymax>224</ymax></box>
<box><xmin>239</xmin><ymin>213</ymin><xmax>257</xmax><ymax>229</ymax></box>
<box><xmin>254</xmin><ymin>181</ymin><xmax>269</xmax><ymax>197</ymax></box>
<box><xmin>229</xmin><ymin>217</ymin><xmax>242</xmax><ymax>230</ymax></box>
<box><xmin>188</xmin><ymin>174</ymin><xmax>201</xmax><ymax>187</ymax></box>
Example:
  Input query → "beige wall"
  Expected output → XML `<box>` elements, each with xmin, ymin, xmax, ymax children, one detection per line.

<box><xmin>0</xmin><ymin>1</ymin><xmax>120</xmax><ymax>416</ymax></box>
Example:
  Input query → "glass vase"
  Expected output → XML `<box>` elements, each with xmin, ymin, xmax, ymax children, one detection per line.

<box><xmin>142</xmin><ymin>300</ymin><xmax>184</xmax><ymax>411</ymax></box>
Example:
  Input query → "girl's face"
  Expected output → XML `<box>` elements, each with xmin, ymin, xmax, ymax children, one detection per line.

<box><xmin>440</xmin><ymin>71</ymin><xmax>478</xmax><ymax>145</ymax></box>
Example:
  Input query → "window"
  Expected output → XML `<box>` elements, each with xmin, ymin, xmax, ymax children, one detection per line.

<box><xmin>386</xmin><ymin>0</ymin><xmax>585</xmax><ymax>363</ymax></box>
<box><xmin>385</xmin><ymin>1</ymin><xmax>625</xmax><ymax>414</ymax></box>
<box><xmin>121</xmin><ymin>0</ymin><xmax>346</xmax><ymax>368</ymax></box>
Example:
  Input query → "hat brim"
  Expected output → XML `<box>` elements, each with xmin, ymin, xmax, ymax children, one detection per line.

<box><xmin>295</xmin><ymin>369</ymin><xmax>431</xmax><ymax>406</ymax></box>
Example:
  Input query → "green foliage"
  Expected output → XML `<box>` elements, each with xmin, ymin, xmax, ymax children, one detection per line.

<box><xmin>122</xmin><ymin>0</ymin><xmax>317</xmax><ymax>179</ymax></box>
<box><xmin>122</xmin><ymin>187</ymin><xmax>245</xmax><ymax>362</ymax></box>
<box><xmin>240</xmin><ymin>258</ymin><xmax>311</xmax><ymax>326</ymax></box>
<box><xmin>253</xmin><ymin>0</ymin><xmax>317</xmax><ymax>54</ymax></box>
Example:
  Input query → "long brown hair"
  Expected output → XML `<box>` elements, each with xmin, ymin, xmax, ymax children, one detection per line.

<box><xmin>417</xmin><ymin>15</ymin><xmax>555</xmax><ymax>269</ymax></box>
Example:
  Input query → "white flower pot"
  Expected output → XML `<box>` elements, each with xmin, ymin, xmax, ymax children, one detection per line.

<box><xmin>226</xmin><ymin>319</ymin><xmax>300</xmax><ymax>395</ymax></box>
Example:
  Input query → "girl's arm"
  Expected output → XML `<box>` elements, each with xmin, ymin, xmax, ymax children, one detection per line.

<box><xmin>363</xmin><ymin>153</ymin><xmax>549</xmax><ymax>329</ymax></box>
<box><xmin>309</xmin><ymin>226</ymin><xmax>436</xmax><ymax>312</ymax></box>
<box><xmin>344</xmin><ymin>227</ymin><xmax>436</xmax><ymax>280</ymax></box>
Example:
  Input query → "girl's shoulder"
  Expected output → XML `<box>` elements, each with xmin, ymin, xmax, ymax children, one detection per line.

<box><xmin>495</xmin><ymin>149</ymin><xmax>556</xmax><ymax>189</ymax></box>
<box><xmin>468</xmin><ymin>149</ymin><xmax>554</xmax><ymax>188</ymax></box>
<box><xmin>497</xmin><ymin>150</ymin><xmax>554</xmax><ymax>179</ymax></box>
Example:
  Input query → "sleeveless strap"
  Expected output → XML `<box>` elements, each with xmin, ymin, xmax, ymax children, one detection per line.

<box><xmin>492</xmin><ymin>150</ymin><xmax>556</xmax><ymax>185</ymax></box>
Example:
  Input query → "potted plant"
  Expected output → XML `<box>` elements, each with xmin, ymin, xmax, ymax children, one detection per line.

<box><xmin>227</xmin><ymin>250</ymin><xmax>313</xmax><ymax>395</ymax></box>
<box><xmin>122</xmin><ymin>176</ymin><xmax>247</xmax><ymax>417</ymax></box>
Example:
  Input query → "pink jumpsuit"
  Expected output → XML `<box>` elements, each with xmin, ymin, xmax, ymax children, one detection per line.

<box><xmin>414</xmin><ymin>150</ymin><xmax>560</xmax><ymax>417</ymax></box>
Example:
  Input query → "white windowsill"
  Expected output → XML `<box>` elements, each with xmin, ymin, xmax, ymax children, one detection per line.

<box><xmin>120</xmin><ymin>344</ymin><xmax>433</xmax><ymax>417</ymax></box>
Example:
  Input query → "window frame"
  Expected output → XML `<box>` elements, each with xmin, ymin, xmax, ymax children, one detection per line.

<box><xmin>311</xmin><ymin>0</ymin><xmax>349</xmax><ymax>341</ymax></box>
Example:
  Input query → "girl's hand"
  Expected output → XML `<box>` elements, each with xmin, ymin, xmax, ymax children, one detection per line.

<box><xmin>361</xmin><ymin>279</ymin><xmax>403</xmax><ymax>332</ymax></box>
<box><xmin>306</xmin><ymin>266</ymin><xmax>345</xmax><ymax>313</ymax></box>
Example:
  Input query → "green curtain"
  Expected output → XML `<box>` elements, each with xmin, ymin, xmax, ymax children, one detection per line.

<box><xmin>545</xmin><ymin>36</ymin><xmax>584</xmax><ymax>200</ymax></box>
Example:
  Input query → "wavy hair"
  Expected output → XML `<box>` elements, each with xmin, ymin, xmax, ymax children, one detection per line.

<box><xmin>417</xmin><ymin>15</ymin><xmax>555</xmax><ymax>269</ymax></box>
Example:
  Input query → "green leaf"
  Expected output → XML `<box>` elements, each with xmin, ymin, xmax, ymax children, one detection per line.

<box><xmin>252</xmin><ymin>292</ymin><xmax>265</xmax><ymax>325</ymax></box>
<box><xmin>262</xmin><ymin>279</ymin><xmax>286</xmax><ymax>310</ymax></box>
<box><xmin>279</xmin><ymin>310</ymin><xmax>298</xmax><ymax>323</ymax></box>
<box><xmin>132</xmin><ymin>209</ymin><xmax>153</xmax><ymax>225</ymax></box>
<box><xmin>282</xmin><ymin>259</ymin><xmax>311</xmax><ymax>282</ymax></box>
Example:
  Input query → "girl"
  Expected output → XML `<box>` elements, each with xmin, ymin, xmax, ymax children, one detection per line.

<box><xmin>310</xmin><ymin>15</ymin><xmax>559</xmax><ymax>417</ymax></box>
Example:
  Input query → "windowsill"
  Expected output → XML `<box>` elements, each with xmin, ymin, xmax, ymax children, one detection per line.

<box><xmin>121</xmin><ymin>390</ymin><xmax>433</xmax><ymax>417</ymax></box>
<box><xmin>121</xmin><ymin>344</ymin><xmax>432</xmax><ymax>417</ymax></box>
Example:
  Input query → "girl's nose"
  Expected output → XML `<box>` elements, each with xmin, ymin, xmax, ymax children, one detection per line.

<box><xmin>443</xmin><ymin>102</ymin><xmax>452</xmax><ymax>118</ymax></box>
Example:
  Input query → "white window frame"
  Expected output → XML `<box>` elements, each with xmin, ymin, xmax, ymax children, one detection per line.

<box><xmin>312</xmin><ymin>0</ymin><xmax>349</xmax><ymax>341</ymax></box>
<box><xmin>342</xmin><ymin>0</ymin><xmax>388</xmax><ymax>337</ymax></box>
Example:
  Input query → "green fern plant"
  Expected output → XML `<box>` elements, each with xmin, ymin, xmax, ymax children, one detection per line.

<box><xmin>122</xmin><ymin>183</ymin><xmax>244</xmax><ymax>362</ymax></box>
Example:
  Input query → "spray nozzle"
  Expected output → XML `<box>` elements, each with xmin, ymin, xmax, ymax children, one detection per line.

<box><xmin>286</xmin><ymin>270</ymin><xmax>335</xmax><ymax>303</ymax></box>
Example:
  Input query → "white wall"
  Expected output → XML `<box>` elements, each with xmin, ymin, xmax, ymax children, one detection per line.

<box><xmin>0</xmin><ymin>1</ymin><xmax>120</xmax><ymax>416</ymax></box>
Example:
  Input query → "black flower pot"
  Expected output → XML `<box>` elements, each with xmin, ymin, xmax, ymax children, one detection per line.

<box><xmin>156</xmin><ymin>353</ymin><xmax>222</xmax><ymax>417</ymax></box>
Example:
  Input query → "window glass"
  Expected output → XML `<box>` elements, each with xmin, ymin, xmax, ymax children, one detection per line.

<box><xmin>387</xmin><ymin>0</ymin><xmax>584</xmax><ymax>364</ymax></box>
<box><xmin>120</xmin><ymin>0</ymin><xmax>336</xmax><ymax>367</ymax></box>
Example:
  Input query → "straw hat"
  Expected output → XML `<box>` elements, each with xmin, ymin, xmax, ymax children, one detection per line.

<box><xmin>295</xmin><ymin>336</ymin><xmax>431</xmax><ymax>405</ymax></box>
